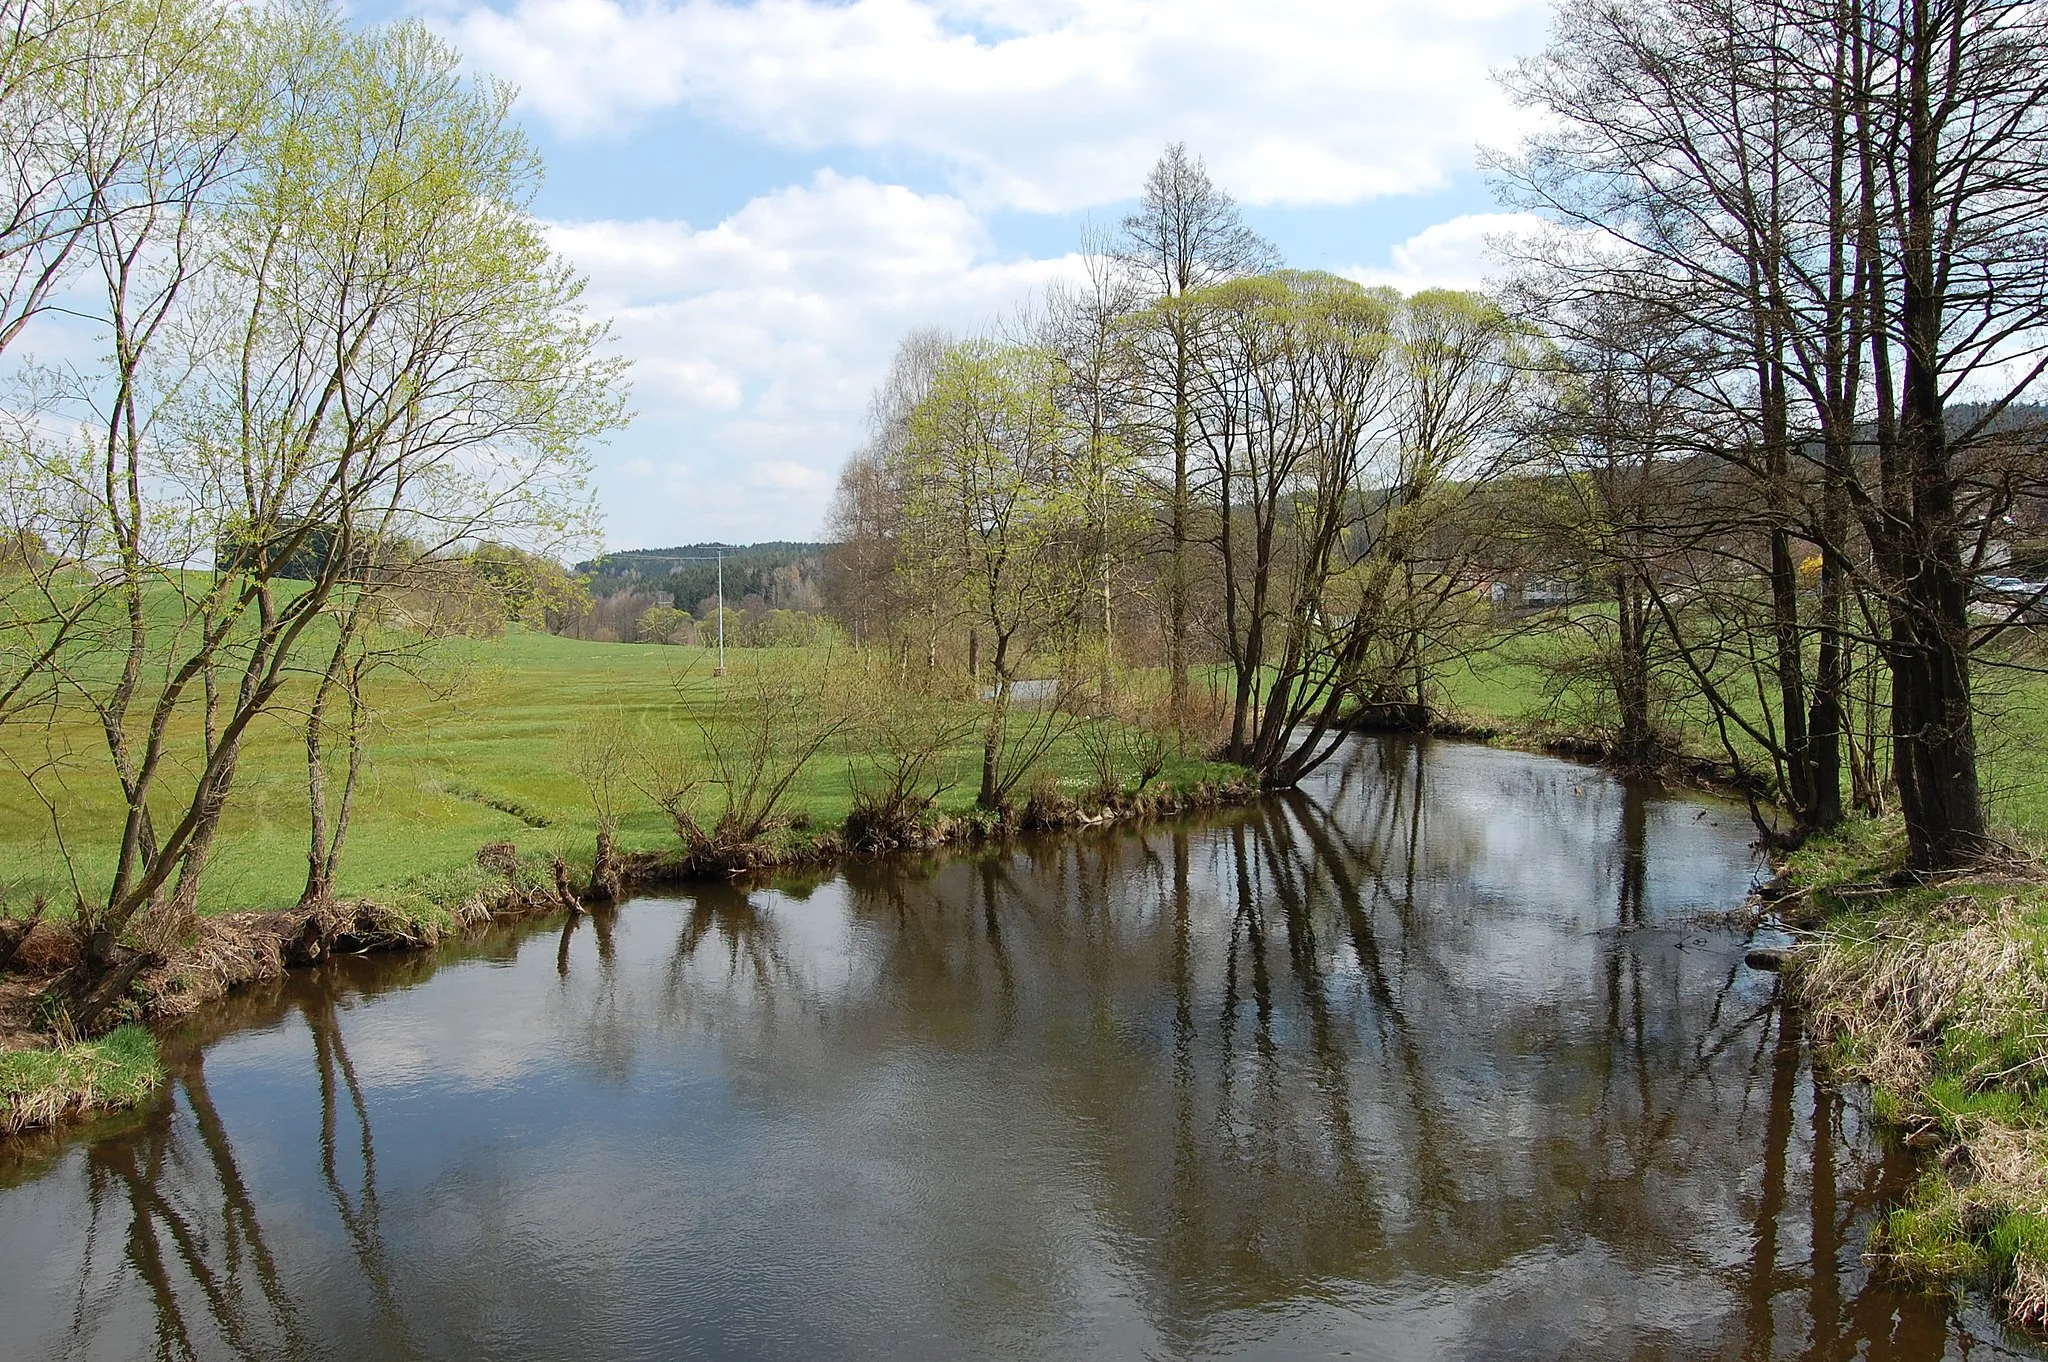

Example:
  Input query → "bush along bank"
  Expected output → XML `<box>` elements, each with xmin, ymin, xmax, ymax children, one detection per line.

<box><xmin>1778</xmin><ymin>817</ymin><xmax>2048</xmax><ymax>1329</ymax></box>
<box><xmin>0</xmin><ymin>770</ymin><xmax>1260</xmax><ymax>1139</ymax></box>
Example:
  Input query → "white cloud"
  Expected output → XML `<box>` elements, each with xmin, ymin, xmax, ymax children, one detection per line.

<box><xmin>752</xmin><ymin>459</ymin><xmax>833</xmax><ymax>490</ymax></box>
<box><xmin>442</xmin><ymin>0</ymin><xmax>1543</xmax><ymax>211</ymax></box>
<box><xmin>552</xmin><ymin>187</ymin><xmax>1558</xmax><ymax>546</ymax></box>
<box><xmin>1342</xmin><ymin>212</ymin><xmax>1546</xmax><ymax>294</ymax></box>
<box><xmin>547</xmin><ymin>172</ymin><xmax>1082</xmax><ymax>546</ymax></box>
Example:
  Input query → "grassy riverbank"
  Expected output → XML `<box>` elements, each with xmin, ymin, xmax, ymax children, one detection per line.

<box><xmin>0</xmin><ymin>626</ymin><xmax>1250</xmax><ymax>1133</ymax></box>
<box><xmin>0</xmin><ymin>1026</ymin><xmax>162</xmax><ymax>1136</ymax></box>
<box><xmin>1779</xmin><ymin>820</ymin><xmax>2048</xmax><ymax>1327</ymax></box>
<box><xmin>1433</xmin><ymin>628</ymin><xmax>2048</xmax><ymax>838</ymax></box>
<box><xmin>0</xmin><ymin>763</ymin><xmax>1257</xmax><ymax>1135</ymax></box>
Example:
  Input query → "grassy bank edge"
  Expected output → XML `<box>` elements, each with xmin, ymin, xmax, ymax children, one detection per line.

<box><xmin>1782</xmin><ymin>818</ymin><xmax>2048</xmax><ymax>1330</ymax></box>
<box><xmin>0</xmin><ymin>1026</ymin><xmax>164</xmax><ymax>1137</ymax></box>
<box><xmin>0</xmin><ymin>767</ymin><xmax>1260</xmax><ymax>1139</ymax></box>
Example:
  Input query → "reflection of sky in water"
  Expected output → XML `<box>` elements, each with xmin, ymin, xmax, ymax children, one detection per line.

<box><xmin>0</xmin><ymin>738</ymin><xmax>2012</xmax><ymax>1361</ymax></box>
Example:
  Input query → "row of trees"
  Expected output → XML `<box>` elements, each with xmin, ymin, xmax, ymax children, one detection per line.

<box><xmin>1495</xmin><ymin>0</ymin><xmax>2048</xmax><ymax>868</ymax></box>
<box><xmin>830</xmin><ymin>154</ymin><xmax>1533</xmax><ymax>807</ymax></box>
<box><xmin>0</xmin><ymin>0</ymin><xmax>624</xmax><ymax>1017</ymax></box>
<box><xmin>836</xmin><ymin>28</ymin><xmax>2048</xmax><ymax>872</ymax></box>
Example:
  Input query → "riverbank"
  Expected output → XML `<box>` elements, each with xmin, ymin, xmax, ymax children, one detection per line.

<box><xmin>1780</xmin><ymin>819</ymin><xmax>2048</xmax><ymax>1329</ymax></box>
<box><xmin>0</xmin><ymin>633</ymin><xmax>1242</xmax><ymax>918</ymax></box>
<box><xmin>1348</xmin><ymin>704</ymin><xmax>1770</xmax><ymax>807</ymax></box>
<box><xmin>0</xmin><ymin>771</ymin><xmax>1259</xmax><ymax>1138</ymax></box>
<box><xmin>0</xmin><ymin>1026</ymin><xmax>163</xmax><ymax>1136</ymax></box>
<box><xmin>1434</xmin><ymin>633</ymin><xmax>2048</xmax><ymax>837</ymax></box>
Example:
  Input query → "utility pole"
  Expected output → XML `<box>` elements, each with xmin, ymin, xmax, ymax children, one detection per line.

<box><xmin>714</xmin><ymin>550</ymin><xmax>725</xmax><ymax>677</ymax></box>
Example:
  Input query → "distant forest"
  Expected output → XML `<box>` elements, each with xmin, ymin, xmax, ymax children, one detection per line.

<box><xmin>575</xmin><ymin>543</ymin><xmax>828</xmax><ymax>615</ymax></box>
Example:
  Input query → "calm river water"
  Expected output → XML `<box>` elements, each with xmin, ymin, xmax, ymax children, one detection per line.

<box><xmin>0</xmin><ymin>738</ymin><xmax>2033</xmax><ymax>1360</ymax></box>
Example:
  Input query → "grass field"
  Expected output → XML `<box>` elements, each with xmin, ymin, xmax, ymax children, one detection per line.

<box><xmin>0</xmin><ymin>628</ymin><xmax>1233</xmax><ymax>918</ymax></box>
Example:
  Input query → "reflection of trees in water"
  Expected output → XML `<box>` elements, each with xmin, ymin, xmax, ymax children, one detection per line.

<box><xmin>62</xmin><ymin>974</ymin><xmax>416</xmax><ymax>1361</ymax></box>
<box><xmin>669</xmin><ymin>883</ymin><xmax>786</xmax><ymax>990</ymax></box>
<box><xmin>654</xmin><ymin>883</ymin><xmax>827</xmax><ymax>1055</ymax></box>
<box><xmin>818</xmin><ymin>737</ymin><xmax>1953</xmax><ymax>1355</ymax></box>
<box><xmin>1571</xmin><ymin>779</ymin><xmax>1947</xmax><ymax>1357</ymax></box>
<box><xmin>305</xmin><ymin>978</ymin><xmax>415</xmax><ymax>1359</ymax></box>
<box><xmin>82</xmin><ymin>1063</ymin><xmax>307</xmax><ymax>1362</ymax></box>
<box><xmin>36</xmin><ymin>739</ymin><xmax>1962</xmax><ymax>1360</ymax></box>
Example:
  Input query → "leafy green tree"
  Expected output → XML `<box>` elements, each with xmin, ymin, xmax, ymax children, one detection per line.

<box><xmin>901</xmin><ymin>340</ymin><xmax>1088</xmax><ymax>809</ymax></box>
<box><xmin>7</xmin><ymin>0</ymin><xmax>624</xmax><ymax>1013</ymax></box>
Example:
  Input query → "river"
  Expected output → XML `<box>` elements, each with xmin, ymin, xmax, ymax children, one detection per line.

<box><xmin>0</xmin><ymin>737</ymin><xmax>2030</xmax><ymax>1359</ymax></box>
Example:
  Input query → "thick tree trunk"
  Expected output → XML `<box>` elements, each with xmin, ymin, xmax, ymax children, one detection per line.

<box><xmin>1891</xmin><ymin>541</ymin><xmax>1988</xmax><ymax>868</ymax></box>
<box><xmin>1888</xmin><ymin>18</ymin><xmax>1988</xmax><ymax>870</ymax></box>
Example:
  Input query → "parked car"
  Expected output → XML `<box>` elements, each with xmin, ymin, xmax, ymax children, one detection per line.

<box><xmin>1973</xmin><ymin>575</ymin><xmax>2048</xmax><ymax>624</ymax></box>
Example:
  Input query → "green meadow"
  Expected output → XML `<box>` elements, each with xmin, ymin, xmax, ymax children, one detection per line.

<box><xmin>0</xmin><ymin>627</ymin><xmax>1231</xmax><ymax>917</ymax></box>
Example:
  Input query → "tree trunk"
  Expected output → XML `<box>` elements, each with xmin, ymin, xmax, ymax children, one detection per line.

<box><xmin>979</xmin><ymin>687</ymin><xmax>1007</xmax><ymax>810</ymax></box>
<box><xmin>1889</xmin><ymin>10</ymin><xmax>1988</xmax><ymax>870</ymax></box>
<box><xmin>1806</xmin><ymin>475</ymin><xmax>1846</xmax><ymax>831</ymax></box>
<box><xmin>1614</xmin><ymin>576</ymin><xmax>1654</xmax><ymax>767</ymax></box>
<box><xmin>588</xmin><ymin>827</ymin><xmax>621</xmax><ymax>902</ymax></box>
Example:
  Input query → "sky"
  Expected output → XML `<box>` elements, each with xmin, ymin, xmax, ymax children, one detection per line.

<box><xmin>387</xmin><ymin>0</ymin><xmax>1559</xmax><ymax>550</ymax></box>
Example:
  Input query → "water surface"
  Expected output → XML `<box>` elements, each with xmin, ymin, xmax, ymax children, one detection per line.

<box><xmin>0</xmin><ymin>738</ymin><xmax>2029</xmax><ymax>1359</ymax></box>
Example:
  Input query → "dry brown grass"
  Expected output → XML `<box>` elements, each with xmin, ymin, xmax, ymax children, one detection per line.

<box><xmin>1802</xmin><ymin>892</ymin><xmax>2048</xmax><ymax>1094</ymax></box>
<box><xmin>1794</xmin><ymin>832</ymin><xmax>2048</xmax><ymax>1328</ymax></box>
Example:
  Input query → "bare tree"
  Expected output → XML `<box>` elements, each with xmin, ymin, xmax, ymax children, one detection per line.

<box><xmin>1509</xmin><ymin>283</ymin><xmax>1707</xmax><ymax>766</ymax></box>
<box><xmin>840</xmin><ymin>668</ymin><xmax>975</xmax><ymax>850</ymax></box>
<box><xmin>649</xmin><ymin>659</ymin><xmax>850</xmax><ymax>859</ymax></box>
<box><xmin>1119</xmin><ymin>144</ymin><xmax>1277</xmax><ymax>729</ymax></box>
<box><xmin>1498</xmin><ymin>0</ymin><xmax>2048</xmax><ymax>866</ymax></box>
<box><xmin>568</xmin><ymin>709</ymin><xmax>634</xmax><ymax>900</ymax></box>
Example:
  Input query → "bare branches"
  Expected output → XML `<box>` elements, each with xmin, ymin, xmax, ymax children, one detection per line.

<box><xmin>650</xmin><ymin>660</ymin><xmax>851</xmax><ymax>861</ymax></box>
